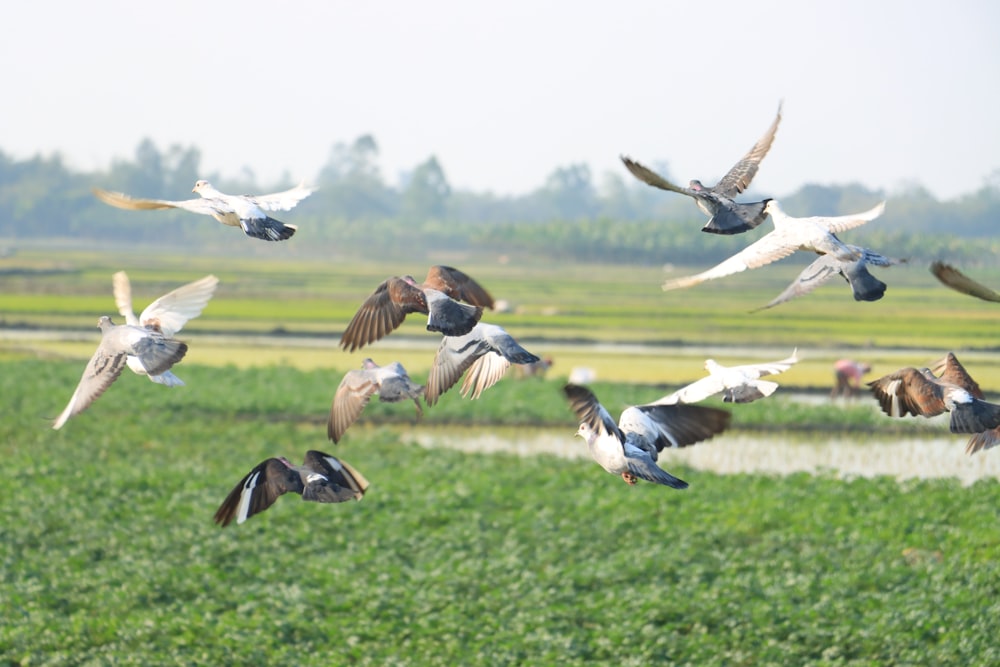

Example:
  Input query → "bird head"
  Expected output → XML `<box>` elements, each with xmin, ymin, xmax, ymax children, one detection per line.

<box><xmin>688</xmin><ymin>179</ymin><xmax>705</xmax><ymax>191</ymax></box>
<box><xmin>192</xmin><ymin>180</ymin><xmax>212</xmax><ymax>194</ymax></box>
<box><xmin>361</xmin><ymin>358</ymin><xmax>378</xmax><ymax>370</ymax></box>
<box><xmin>97</xmin><ymin>315</ymin><xmax>114</xmax><ymax>331</ymax></box>
<box><xmin>575</xmin><ymin>422</ymin><xmax>596</xmax><ymax>443</ymax></box>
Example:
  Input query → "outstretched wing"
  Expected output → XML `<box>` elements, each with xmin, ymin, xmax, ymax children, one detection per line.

<box><xmin>662</xmin><ymin>230</ymin><xmax>799</xmax><ymax>291</ymax></box>
<box><xmin>248</xmin><ymin>182</ymin><xmax>315</xmax><ymax>212</ymax></box>
<box><xmin>423</xmin><ymin>265</ymin><xmax>495</xmax><ymax>308</ymax></box>
<box><xmin>92</xmin><ymin>188</ymin><xmax>221</xmax><ymax>216</ymax></box>
<box><xmin>619</xmin><ymin>156</ymin><xmax>691</xmax><ymax>196</ymax></box>
<box><xmin>134</xmin><ymin>275</ymin><xmax>219</xmax><ymax>337</ymax></box>
<box><xmin>328</xmin><ymin>369</ymin><xmax>380</xmax><ymax>443</ymax></box>
<box><xmin>213</xmin><ymin>459</ymin><xmax>299</xmax><ymax>527</ymax></box>
<box><xmin>714</xmin><ymin>101</ymin><xmax>783</xmax><ymax>197</ymax></box>
<box><xmin>931</xmin><ymin>262</ymin><xmax>1000</xmax><ymax>303</ymax></box>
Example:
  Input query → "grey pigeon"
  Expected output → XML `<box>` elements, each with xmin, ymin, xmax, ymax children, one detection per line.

<box><xmin>655</xmin><ymin>350</ymin><xmax>799</xmax><ymax>404</ymax></box>
<box><xmin>621</xmin><ymin>102</ymin><xmax>782</xmax><ymax>234</ymax></box>
<box><xmin>425</xmin><ymin>322</ymin><xmax>540</xmax><ymax>405</ymax></box>
<box><xmin>214</xmin><ymin>450</ymin><xmax>369</xmax><ymax>526</ymax></box>
<box><xmin>113</xmin><ymin>271</ymin><xmax>218</xmax><ymax>386</ymax></box>
<box><xmin>754</xmin><ymin>246</ymin><xmax>903</xmax><ymax>311</ymax></box>
<box><xmin>327</xmin><ymin>359</ymin><xmax>425</xmax><ymax>443</ymax></box>
<box><xmin>53</xmin><ymin>316</ymin><xmax>188</xmax><ymax>429</ymax></box>
<box><xmin>868</xmin><ymin>352</ymin><xmax>1000</xmax><ymax>435</ymax></box>
<box><xmin>662</xmin><ymin>200</ymin><xmax>886</xmax><ymax>291</ymax></box>
<box><xmin>563</xmin><ymin>384</ymin><xmax>731</xmax><ymax>487</ymax></box>
<box><xmin>339</xmin><ymin>265</ymin><xmax>494</xmax><ymax>352</ymax></box>
<box><xmin>93</xmin><ymin>180</ymin><xmax>313</xmax><ymax>241</ymax></box>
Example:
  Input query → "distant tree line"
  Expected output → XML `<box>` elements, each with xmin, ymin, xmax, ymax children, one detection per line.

<box><xmin>1</xmin><ymin>135</ymin><xmax>998</xmax><ymax>265</ymax></box>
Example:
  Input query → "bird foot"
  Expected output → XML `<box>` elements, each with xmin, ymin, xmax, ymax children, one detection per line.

<box><xmin>621</xmin><ymin>472</ymin><xmax>637</xmax><ymax>485</ymax></box>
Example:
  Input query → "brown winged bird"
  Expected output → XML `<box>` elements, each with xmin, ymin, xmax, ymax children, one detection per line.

<box><xmin>868</xmin><ymin>352</ymin><xmax>1000</xmax><ymax>435</ymax></box>
<box><xmin>214</xmin><ymin>450</ymin><xmax>369</xmax><ymax>526</ymax></box>
<box><xmin>926</xmin><ymin>354</ymin><xmax>1000</xmax><ymax>455</ymax></box>
<box><xmin>621</xmin><ymin>101</ymin><xmax>782</xmax><ymax>235</ymax></box>
<box><xmin>339</xmin><ymin>265</ymin><xmax>494</xmax><ymax>352</ymax></box>
<box><xmin>327</xmin><ymin>359</ymin><xmax>425</xmax><ymax>443</ymax></box>
<box><xmin>930</xmin><ymin>261</ymin><xmax>1000</xmax><ymax>303</ymax></box>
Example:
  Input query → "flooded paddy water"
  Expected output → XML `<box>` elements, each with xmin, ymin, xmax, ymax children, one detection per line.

<box><xmin>402</xmin><ymin>425</ymin><xmax>1000</xmax><ymax>486</ymax></box>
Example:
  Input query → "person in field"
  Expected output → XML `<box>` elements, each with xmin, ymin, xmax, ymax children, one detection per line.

<box><xmin>831</xmin><ymin>359</ymin><xmax>872</xmax><ymax>399</ymax></box>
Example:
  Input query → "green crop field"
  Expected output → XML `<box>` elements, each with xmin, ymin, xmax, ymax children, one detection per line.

<box><xmin>2</xmin><ymin>247</ymin><xmax>1000</xmax><ymax>664</ymax></box>
<box><xmin>2</xmin><ymin>359</ymin><xmax>1000</xmax><ymax>665</ymax></box>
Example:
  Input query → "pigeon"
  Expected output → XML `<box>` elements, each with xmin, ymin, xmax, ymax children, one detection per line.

<box><xmin>112</xmin><ymin>271</ymin><xmax>218</xmax><ymax>386</ymax></box>
<box><xmin>925</xmin><ymin>354</ymin><xmax>1000</xmax><ymax>455</ymax></box>
<box><xmin>52</xmin><ymin>316</ymin><xmax>188</xmax><ymax>429</ymax></box>
<box><xmin>563</xmin><ymin>384</ymin><xmax>731</xmax><ymax>487</ymax></box>
<box><xmin>662</xmin><ymin>199</ymin><xmax>887</xmax><ymax>292</ymax></box>
<box><xmin>868</xmin><ymin>352</ymin><xmax>1000</xmax><ymax>434</ymax></box>
<box><xmin>930</xmin><ymin>261</ymin><xmax>1000</xmax><ymax>303</ymax></box>
<box><xmin>620</xmin><ymin>102</ymin><xmax>782</xmax><ymax>234</ymax></box>
<box><xmin>425</xmin><ymin>322</ymin><xmax>541</xmax><ymax>406</ymax></box>
<box><xmin>214</xmin><ymin>450</ymin><xmax>369</xmax><ymax>527</ymax></box>
<box><xmin>92</xmin><ymin>180</ymin><xmax>313</xmax><ymax>241</ymax></box>
<box><xmin>654</xmin><ymin>349</ymin><xmax>799</xmax><ymax>404</ymax></box>
<box><xmin>753</xmin><ymin>246</ymin><xmax>904</xmax><ymax>311</ymax></box>
<box><xmin>327</xmin><ymin>359</ymin><xmax>425</xmax><ymax>443</ymax></box>
<box><xmin>339</xmin><ymin>265</ymin><xmax>494</xmax><ymax>352</ymax></box>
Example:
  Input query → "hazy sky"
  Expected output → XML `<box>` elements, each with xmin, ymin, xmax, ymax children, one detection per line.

<box><xmin>3</xmin><ymin>0</ymin><xmax>998</xmax><ymax>199</ymax></box>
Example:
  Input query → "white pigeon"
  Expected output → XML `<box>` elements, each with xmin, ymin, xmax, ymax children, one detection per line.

<box><xmin>662</xmin><ymin>200</ymin><xmax>887</xmax><ymax>291</ymax></box>
<box><xmin>53</xmin><ymin>316</ymin><xmax>188</xmax><ymax>429</ymax></box>
<box><xmin>654</xmin><ymin>349</ymin><xmax>799</xmax><ymax>405</ymax></box>
<box><xmin>93</xmin><ymin>180</ymin><xmax>313</xmax><ymax>241</ymax></box>
<box><xmin>425</xmin><ymin>322</ymin><xmax>540</xmax><ymax>405</ymax></box>
<box><xmin>327</xmin><ymin>359</ymin><xmax>425</xmax><ymax>443</ymax></box>
<box><xmin>563</xmin><ymin>384</ymin><xmax>731</xmax><ymax>487</ymax></box>
<box><xmin>113</xmin><ymin>271</ymin><xmax>218</xmax><ymax>386</ymax></box>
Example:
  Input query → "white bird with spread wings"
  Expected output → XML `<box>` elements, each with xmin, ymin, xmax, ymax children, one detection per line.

<box><xmin>93</xmin><ymin>180</ymin><xmax>313</xmax><ymax>241</ymax></box>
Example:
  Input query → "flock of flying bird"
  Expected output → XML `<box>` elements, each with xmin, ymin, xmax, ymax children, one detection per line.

<box><xmin>50</xmin><ymin>102</ymin><xmax>1000</xmax><ymax>526</ymax></box>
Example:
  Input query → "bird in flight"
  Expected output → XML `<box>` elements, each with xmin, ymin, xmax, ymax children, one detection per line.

<box><xmin>563</xmin><ymin>383</ymin><xmax>730</xmax><ymax>487</ymax></box>
<box><xmin>93</xmin><ymin>180</ymin><xmax>313</xmax><ymax>241</ymax></box>
<box><xmin>339</xmin><ymin>265</ymin><xmax>494</xmax><ymax>352</ymax></box>
<box><xmin>327</xmin><ymin>359</ymin><xmax>425</xmax><ymax>443</ymax></box>
<box><xmin>621</xmin><ymin>101</ymin><xmax>782</xmax><ymax>234</ymax></box>
<box><xmin>661</xmin><ymin>199</ymin><xmax>887</xmax><ymax>293</ymax></box>
<box><xmin>214</xmin><ymin>450</ymin><xmax>369</xmax><ymax>526</ymax></box>
<box><xmin>53</xmin><ymin>316</ymin><xmax>188</xmax><ymax>429</ymax></box>
<box><xmin>112</xmin><ymin>271</ymin><xmax>218</xmax><ymax>386</ymax></box>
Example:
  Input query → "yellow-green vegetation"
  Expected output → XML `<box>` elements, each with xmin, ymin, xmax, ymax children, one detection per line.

<box><xmin>3</xmin><ymin>359</ymin><xmax>1000</xmax><ymax>665</ymax></box>
<box><xmin>2</xmin><ymin>248</ymin><xmax>999</xmax><ymax>387</ymax></box>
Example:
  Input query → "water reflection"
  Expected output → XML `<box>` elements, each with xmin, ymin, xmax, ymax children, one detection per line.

<box><xmin>401</xmin><ymin>426</ymin><xmax>1000</xmax><ymax>486</ymax></box>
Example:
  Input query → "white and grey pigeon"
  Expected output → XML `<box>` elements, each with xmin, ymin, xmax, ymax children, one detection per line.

<box><xmin>425</xmin><ymin>322</ymin><xmax>541</xmax><ymax>406</ymax></box>
<box><xmin>214</xmin><ymin>450</ymin><xmax>369</xmax><ymax>527</ymax></box>
<box><xmin>621</xmin><ymin>102</ymin><xmax>782</xmax><ymax>235</ymax></box>
<box><xmin>53</xmin><ymin>316</ymin><xmax>188</xmax><ymax>429</ymax></box>
<box><xmin>113</xmin><ymin>271</ymin><xmax>218</xmax><ymax>386</ymax></box>
<box><xmin>754</xmin><ymin>247</ymin><xmax>903</xmax><ymax>311</ymax></box>
<box><xmin>327</xmin><ymin>358</ymin><xmax>425</xmax><ymax>443</ymax></box>
<box><xmin>563</xmin><ymin>384</ymin><xmax>731</xmax><ymax>487</ymax></box>
<box><xmin>662</xmin><ymin>199</ymin><xmax>887</xmax><ymax>292</ymax></box>
<box><xmin>92</xmin><ymin>180</ymin><xmax>313</xmax><ymax>241</ymax></box>
<box><xmin>655</xmin><ymin>349</ymin><xmax>799</xmax><ymax>405</ymax></box>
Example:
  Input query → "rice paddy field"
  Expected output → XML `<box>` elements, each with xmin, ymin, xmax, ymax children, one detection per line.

<box><xmin>2</xmin><ymin>246</ymin><xmax>1000</xmax><ymax>665</ymax></box>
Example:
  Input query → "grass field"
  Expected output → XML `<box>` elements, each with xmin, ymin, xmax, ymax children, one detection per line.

<box><xmin>3</xmin><ymin>358</ymin><xmax>1000</xmax><ymax>666</ymax></box>
<box><xmin>2</xmin><ymin>247</ymin><xmax>1000</xmax><ymax>665</ymax></box>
